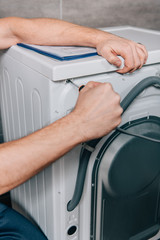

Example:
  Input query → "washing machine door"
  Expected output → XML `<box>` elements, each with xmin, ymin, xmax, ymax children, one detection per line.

<box><xmin>91</xmin><ymin>116</ymin><xmax>160</xmax><ymax>240</ymax></box>
<box><xmin>68</xmin><ymin>76</ymin><xmax>160</xmax><ymax>240</ymax></box>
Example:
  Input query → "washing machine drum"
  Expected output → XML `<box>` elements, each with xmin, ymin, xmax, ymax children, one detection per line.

<box><xmin>91</xmin><ymin>116</ymin><xmax>160</xmax><ymax>240</ymax></box>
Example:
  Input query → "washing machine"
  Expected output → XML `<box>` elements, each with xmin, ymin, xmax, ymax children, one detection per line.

<box><xmin>0</xmin><ymin>26</ymin><xmax>160</xmax><ymax>240</ymax></box>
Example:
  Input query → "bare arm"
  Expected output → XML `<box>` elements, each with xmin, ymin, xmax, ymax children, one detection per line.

<box><xmin>0</xmin><ymin>82</ymin><xmax>122</xmax><ymax>195</ymax></box>
<box><xmin>0</xmin><ymin>17</ymin><xmax>148</xmax><ymax>73</ymax></box>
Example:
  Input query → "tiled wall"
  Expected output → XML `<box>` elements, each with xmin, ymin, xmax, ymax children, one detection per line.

<box><xmin>0</xmin><ymin>0</ymin><xmax>160</xmax><ymax>143</ymax></box>
<box><xmin>0</xmin><ymin>0</ymin><xmax>159</xmax><ymax>30</ymax></box>
<box><xmin>62</xmin><ymin>0</ymin><xmax>160</xmax><ymax>30</ymax></box>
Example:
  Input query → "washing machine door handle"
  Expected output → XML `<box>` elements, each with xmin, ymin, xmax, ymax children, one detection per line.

<box><xmin>67</xmin><ymin>76</ymin><xmax>160</xmax><ymax>212</ymax></box>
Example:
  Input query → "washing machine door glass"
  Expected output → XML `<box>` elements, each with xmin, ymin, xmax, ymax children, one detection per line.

<box><xmin>91</xmin><ymin>116</ymin><xmax>160</xmax><ymax>240</ymax></box>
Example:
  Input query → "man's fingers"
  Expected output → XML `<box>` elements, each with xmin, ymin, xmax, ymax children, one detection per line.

<box><xmin>80</xmin><ymin>81</ymin><xmax>101</xmax><ymax>93</ymax></box>
<box><xmin>117</xmin><ymin>45</ymin><xmax>135</xmax><ymax>73</ymax></box>
<box><xmin>86</xmin><ymin>81</ymin><xmax>101</xmax><ymax>88</ymax></box>
<box><xmin>130</xmin><ymin>45</ymin><xmax>141</xmax><ymax>72</ymax></box>
<box><xmin>137</xmin><ymin>43</ymin><xmax>148</xmax><ymax>64</ymax></box>
<box><xmin>117</xmin><ymin>42</ymin><xmax>148</xmax><ymax>74</ymax></box>
<box><xmin>136</xmin><ymin>47</ymin><xmax>147</xmax><ymax>69</ymax></box>
<box><xmin>105</xmin><ymin>49</ymin><xmax>122</xmax><ymax>67</ymax></box>
<box><xmin>96</xmin><ymin>36</ymin><xmax>148</xmax><ymax>74</ymax></box>
<box><xmin>128</xmin><ymin>45</ymin><xmax>145</xmax><ymax>73</ymax></box>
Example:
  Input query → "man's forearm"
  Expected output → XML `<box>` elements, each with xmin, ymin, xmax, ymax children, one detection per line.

<box><xmin>0</xmin><ymin>17</ymin><xmax>106</xmax><ymax>49</ymax></box>
<box><xmin>0</xmin><ymin>112</ymin><xmax>82</xmax><ymax>195</ymax></box>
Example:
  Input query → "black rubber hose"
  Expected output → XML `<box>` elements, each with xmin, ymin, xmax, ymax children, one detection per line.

<box><xmin>67</xmin><ymin>139</ymin><xmax>100</xmax><ymax>211</ymax></box>
<box><xmin>67</xmin><ymin>76</ymin><xmax>160</xmax><ymax>212</ymax></box>
<box><xmin>120</xmin><ymin>76</ymin><xmax>160</xmax><ymax>111</ymax></box>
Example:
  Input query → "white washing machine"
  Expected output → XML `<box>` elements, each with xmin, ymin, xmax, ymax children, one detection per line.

<box><xmin>0</xmin><ymin>26</ymin><xmax>160</xmax><ymax>240</ymax></box>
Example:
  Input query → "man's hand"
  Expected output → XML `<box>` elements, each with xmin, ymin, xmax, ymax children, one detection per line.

<box><xmin>72</xmin><ymin>81</ymin><xmax>123</xmax><ymax>141</ymax></box>
<box><xmin>96</xmin><ymin>33</ymin><xmax>148</xmax><ymax>74</ymax></box>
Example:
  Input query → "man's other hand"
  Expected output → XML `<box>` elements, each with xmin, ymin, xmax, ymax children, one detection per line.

<box><xmin>96</xmin><ymin>33</ymin><xmax>148</xmax><ymax>74</ymax></box>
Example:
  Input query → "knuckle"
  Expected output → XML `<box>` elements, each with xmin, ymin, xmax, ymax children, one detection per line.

<box><xmin>107</xmin><ymin>56</ymin><xmax>118</xmax><ymax>64</ymax></box>
<box><xmin>106</xmin><ymin>82</ymin><xmax>112</xmax><ymax>87</ymax></box>
<box><xmin>119</xmin><ymin>106</ymin><xmax>123</xmax><ymax>115</ymax></box>
<box><xmin>138</xmin><ymin>63</ymin><xmax>143</xmax><ymax>69</ymax></box>
<box><xmin>129</xmin><ymin>41</ymin><xmax>135</xmax><ymax>47</ymax></box>
<box><xmin>132</xmin><ymin>41</ymin><xmax>138</xmax><ymax>47</ymax></box>
<box><xmin>126</xmin><ymin>64</ymin><xmax>135</xmax><ymax>72</ymax></box>
<box><xmin>123</xmin><ymin>48</ymin><xmax>129</xmax><ymax>56</ymax></box>
<box><xmin>86</xmin><ymin>81</ymin><xmax>95</xmax><ymax>88</ymax></box>
<box><xmin>125</xmin><ymin>44</ymin><xmax>132</xmax><ymax>51</ymax></box>
<box><xmin>125</xmin><ymin>64</ymin><xmax>134</xmax><ymax>70</ymax></box>
<box><xmin>138</xmin><ymin>44</ymin><xmax>148</xmax><ymax>57</ymax></box>
<box><xmin>113</xmin><ymin>118</ymin><xmax>121</xmax><ymax>128</ymax></box>
<box><xmin>135</xmin><ymin>61</ymin><xmax>141</xmax><ymax>69</ymax></box>
<box><xmin>115</xmin><ymin>116</ymin><xmax>122</xmax><ymax>127</ymax></box>
<box><xmin>87</xmin><ymin>81</ymin><xmax>94</xmax><ymax>86</ymax></box>
<box><xmin>116</xmin><ymin>106</ymin><xmax>123</xmax><ymax>117</ymax></box>
<box><xmin>115</xmin><ymin>93</ymin><xmax>121</xmax><ymax>103</ymax></box>
<box><xmin>141</xmin><ymin>44</ymin><xmax>147</xmax><ymax>51</ymax></box>
<box><xmin>105</xmin><ymin>82</ymin><xmax>113</xmax><ymax>90</ymax></box>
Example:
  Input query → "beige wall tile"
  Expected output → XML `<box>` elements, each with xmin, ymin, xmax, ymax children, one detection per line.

<box><xmin>62</xmin><ymin>0</ymin><xmax>160</xmax><ymax>30</ymax></box>
<box><xmin>0</xmin><ymin>0</ymin><xmax>61</xmax><ymax>19</ymax></box>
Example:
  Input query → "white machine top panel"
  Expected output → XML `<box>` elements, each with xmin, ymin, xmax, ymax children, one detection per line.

<box><xmin>5</xmin><ymin>26</ymin><xmax>160</xmax><ymax>81</ymax></box>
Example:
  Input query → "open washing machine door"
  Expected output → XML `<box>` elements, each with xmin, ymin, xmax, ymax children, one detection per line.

<box><xmin>91</xmin><ymin>116</ymin><xmax>160</xmax><ymax>240</ymax></box>
<box><xmin>68</xmin><ymin>76</ymin><xmax>160</xmax><ymax>240</ymax></box>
